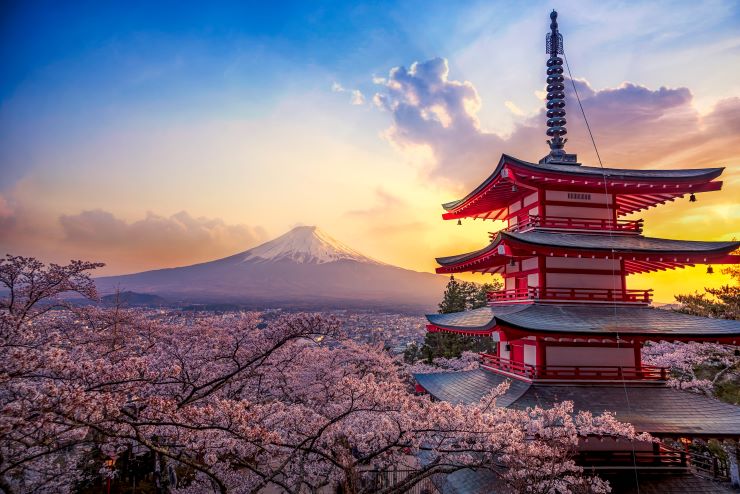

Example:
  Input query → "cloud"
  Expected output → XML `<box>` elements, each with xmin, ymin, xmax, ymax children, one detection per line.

<box><xmin>0</xmin><ymin>197</ymin><xmax>268</xmax><ymax>274</ymax></box>
<box><xmin>350</xmin><ymin>89</ymin><xmax>365</xmax><ymax>105</ymax></box>
<box><xmin>345</xmin><ymin>188</ymin><xmax>430</xmax><ymax>238</ymax></box>
<box><xmin>331</xmin><ymin>81</ymin><xmax>366</xmax><ymax>106</ymax></box>
<box><xmin>57</xmin><ymin>210</ymin><xmax>268</xmax><ymax>270</ymax></box>
<box><xmin>0</xmin><ymin>194</ymin><xmax>13</xmax><ymax>219</ymax></box>
<box><xmin>346</xmin><ymin>188</ymin><xmax>404</xmax><ymax>218</ymax></box>
<box><xmin>373</xmin><ymin>57</ymin><xmax>740</xmax><ymax>189</ymax></box>
<box><xmin>504</xmin><ymin>101</ymin><xmax>525</xmax><ymax>116</ymax></box>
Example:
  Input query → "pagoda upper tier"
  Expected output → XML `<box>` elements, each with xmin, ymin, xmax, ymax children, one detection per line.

<box><xmin>442</xmin><ymin>154</ymin><xmax>724</xmax><ymax>220</ymax></box>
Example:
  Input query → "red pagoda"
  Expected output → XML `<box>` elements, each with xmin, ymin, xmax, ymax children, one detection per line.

<box><xmin>415</xmin><ymin>10</ymin><xmax>740</xmax><ymax>493</ymax></box>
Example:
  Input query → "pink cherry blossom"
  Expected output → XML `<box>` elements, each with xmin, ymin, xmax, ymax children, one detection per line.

<box><xmin>1</xmin><ymin>255</ymin><xmax>649</xmax><ymax>493</ymax></box>
<box><xmin>642</xmin><ymin>340</ymin><xmax>739</xmax><ymax>395</ymax></box>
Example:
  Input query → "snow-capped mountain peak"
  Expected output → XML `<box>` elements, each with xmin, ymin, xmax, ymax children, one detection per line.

<box><xmin>241</xmin><ymin>226</ymin><xmax>381</xmax><ymax>264</ymax></box>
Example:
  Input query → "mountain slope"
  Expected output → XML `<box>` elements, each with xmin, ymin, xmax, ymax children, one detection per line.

<box><xmin>95</xmin><ymin>226</ymin><xmax>448</xmax><ymax>309</ymax></box>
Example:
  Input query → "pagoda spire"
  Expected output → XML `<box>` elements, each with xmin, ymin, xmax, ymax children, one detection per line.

<box><xmin>540</xmin><ymin>10</ymin><xmax>579</xmax><ymax>165</ymax></box>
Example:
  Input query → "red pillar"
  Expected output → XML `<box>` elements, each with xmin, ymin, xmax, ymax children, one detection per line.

<box><xmin>535</xmin><ymin>337</ymin><xmax>546</xmax><ymax>376</ymax></box>
<box><xmin>633</xmin><ymin>341</ymin><xmax>642</xmax><ymax>369</ymax></box>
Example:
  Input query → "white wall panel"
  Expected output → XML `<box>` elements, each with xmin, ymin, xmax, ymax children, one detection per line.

<box><xmin>546</xmin><ymin>346</ymin><xmax>635</xmax><ymax>367</ymax></box>
<box><xmin>546</xmin><ymin>273</ymin><xmax>621</xmax><ymax>289</ymax></box>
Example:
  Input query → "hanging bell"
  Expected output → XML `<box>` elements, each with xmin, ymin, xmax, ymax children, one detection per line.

<box><xmin>509</xmin><ymin>258</ymin><xmax>516</xmax><ymax>267</ymax></box>
<box><xmin>689</xmin><ymin>193</ymin><xmax>696</xmax><ymax>202</ymax></box>
<box><xmin>512</xmin><ymin>184</ymin><xmax>518</xmax><ymax>193</ymax></box>
<box><xmin>706</xmin><ymin>265</ymin><xmax>714</xmax><ymax>274</ymax></box>
<box><xmin>457</xmin><ymin>219</ymin><xmax>462</xmax><ymax>226</ymax></box>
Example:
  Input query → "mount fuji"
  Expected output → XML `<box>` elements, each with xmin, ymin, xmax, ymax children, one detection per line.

<box><xmin>95</xmin><ymin>226</ymin><xmax>449</xmax><ymax>310</ymax></box>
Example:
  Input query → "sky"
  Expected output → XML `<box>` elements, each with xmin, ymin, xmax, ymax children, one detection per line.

<box><xmin>1</xmin><ymin>0</ymin><xmax>739</xmax><ymax>303</ymax></box>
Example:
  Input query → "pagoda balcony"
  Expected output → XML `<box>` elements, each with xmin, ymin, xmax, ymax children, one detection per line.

<box><xmin>479</xmin><ymin>354</ymin><xmax>669</xmax><ymax>383</ymax></box>
<box><xmin>487</xmin><ymin>287</ymin><xmax>653</xmax><ymax>305</ymax></box>
<box><xmin>506</xmin><ymin>215</ymin><xmax>643</xmax><ymax>234</ymax></box>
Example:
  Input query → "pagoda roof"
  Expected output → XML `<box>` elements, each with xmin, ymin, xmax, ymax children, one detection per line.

<box><xmin>442</xmin><ymin>154</ymin><xmax>724</xmax><ymax>219</ymax></box>
<box><xmin>414</xmin><ymin>369</ymin><xmax>740</xmax><ymax>437</ymax></box>
<box><xmin>506</xmin><ymin>230</ymin><xmax>740</xmax><ymax>253</ymax></box>
<box><xmin>436</xmin><ymin>231</ymin><xmax>740</xmax><ymax>274</ymax></box>
<box><xmin>425</xmin><ymin>304</ymin><xmax>740</xmax><ymax>342</ymax></box>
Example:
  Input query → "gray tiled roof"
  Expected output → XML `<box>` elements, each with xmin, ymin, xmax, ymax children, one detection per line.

<box><xmin>505</xmin><ymin>231</ymin><xmax>740</xmax><ymax>254</ymax></box>
<box><xmin>436</xmin><ymin>242</ymin><xmax>498</xmax><ymax>265</ymax></box>
<box><xmin>414</xmin><ymin>370</ymin><xmax>740</xmax><ymax>437</ymax></box>
<box><xmin>414</xmin><ymin>369</ymin><xmax>530</xmax><ymax>407</ymax></box>
<box><xmin>426</xmin><ymin>306</ymin><xmax>519</xmax><ymax>332</ymax></box>
<box><xmin>512</xmin><ymin>385</ymin><xmax>740</xmax><ymax>436</ymax></box>
<box><xmin>426</xmin><ymin>304</ymin><xmax>740</xmax><ymax>337</ymax></box>
<box><xmin>442</xmin><ymin>154</ymin><xmax>724</xmax><ymax>211</ymax></box>
<box><xmin>437</xmin><ymin>468</ymin><xmax>503</xmax><ymax>494</ymax></box>
<box><xmin>436</xmin><ymin>231</ymin><xmax>740</xmax><ymax>265</ymax></box>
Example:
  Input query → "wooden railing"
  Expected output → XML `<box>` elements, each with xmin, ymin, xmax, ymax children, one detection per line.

<box><xmin>488</xmin><ymin>288</ymin><xmax>537</xmax><ymax>303</ymax></box>
<box><xmin>487</xmin><ymin>287</ymin><xmax>653</xmax><ymax>304</ymax></box>
<box><xmin>479</xmin><ymin>354</ymin><xmax>669</xmax><ymax>382</ymax></box>
<box><xmin>507</xmin><ymin>215</ymin><xmax>643</xmax><ymax>233</ymax></box>
<box><xmin>577</xmin><ymin>445</ymin><xmax>729</xmax><ymax>480</ymax></box>
<box><xmin>361</xmin><ymin>469</ymin><xmax>441</xmax><ymax>494</ymax></box>
<box><xmin>577</xmin><ymin>449</ymin><xmax>687</xmax><ymax>468</ymax></box>
<box><xmin>480</xmin><ymin>353</ymin><xmax>538</xmax><ymax>379</ymax></box>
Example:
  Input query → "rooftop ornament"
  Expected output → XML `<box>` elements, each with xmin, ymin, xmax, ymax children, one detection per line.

<box><xmin>540</xmin><ymin>10</ymin><xmax>579</xmax><ymax>166</ymax></box>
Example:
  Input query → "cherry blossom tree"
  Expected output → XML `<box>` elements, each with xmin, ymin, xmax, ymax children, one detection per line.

<box><xmin>405</xmin><ymin>350</ymin><xmax>481</xmax><ymax>374</ymax></box>
<box><xmin>1</xmin><ymin>255</ymin><xmax>648</xmax><ymax>494</ymax></box>
<box><xmin>642</xmin><ymin>340</ymin><xmax>740</xmax><ymax>398</ymax></box>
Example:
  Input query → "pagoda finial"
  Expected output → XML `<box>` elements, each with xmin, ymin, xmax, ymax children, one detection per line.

<box><xmin>540</xmin><ymin>10</ymin><xmax>579</xmax><ymax>165</ymax></box>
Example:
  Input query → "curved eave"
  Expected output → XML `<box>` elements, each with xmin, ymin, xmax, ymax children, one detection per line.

<box><xmin>494</xmin><ymin>321</ymin><xmax>740</xmax><ymax>344</ymax></box>
<box><xmin>436</xmin><ymin>234</ymin><xmax>503</xmax><ymax>266</ymax></box>
<box><xmin>503</xmin><ymin>231</ymin><xmax>740</xmax><ymax>256</ymax></box>
<box><xmin>436</xmin><ymin>232</ymin><xmax>740</xmax><ymax>274</ymax></box>
<box><xmin>426</xmin><ymin>305</ymin><xmax>740</xmax><ymax>343</ymax></box>
<box><xmin>441</xmin><ymin>154</ymin><xmax>725</xmax><ymax>219</ymax></box>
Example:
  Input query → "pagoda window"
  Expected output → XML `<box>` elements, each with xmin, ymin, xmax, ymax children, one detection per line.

<box><xmin>546</xmin><ymin>190</ymin><xmax>612</xmax><ymax>204</ymax></box>
<box><xmin>544</xmin><ymin>190</ymin><xmax>613</xmax><ymax>220</ymax></box>
<box><xmin>523</xmin><ymin>192</ymin><xmax>538</xmax><ymax>207</ymax></box>
<box><xmin>523</xmin><ymin>342</ymin><xmax>537</xmax><ymax>366</ymax></box>
<box><xmin>567</xmin><ymin>192</ymin><xmax>592</xmax><ymax>201</ymax></box>
<box><xmin>521</xmin><ymin>257</ymin><xmax>539</xmax><ymax>271</ymax></box>
<box><xmin>505</xmin><ymin>262</ymin><xmax>521</xmax><ymax>274</ymax></box>
<box><xmin>498</xmin><ymin>338</ymin><xmax>511</xmax><ymax>360</ymax></box>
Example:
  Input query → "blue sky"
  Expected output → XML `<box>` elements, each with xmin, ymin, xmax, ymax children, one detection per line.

<box><xmin>1</xmin><ymin>0</ymin><xmax>739</xmax><ymax>300</ymax></box>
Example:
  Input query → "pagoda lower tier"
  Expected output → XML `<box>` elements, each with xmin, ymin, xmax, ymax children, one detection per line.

<box><xmin>426</xmin><ymin>304</ymin><xmax>740</xmax><ymax>343</ymax></box>
<box><xmin>414</xmin><ymin>369</ymin><xmax>740</xmax><ymax>493</ymax></box>
<box><xmin>425</xmin><ymin>304</ymin><xmax>740</xmax><ymax>382</ymax></box>
<box><xmin>415</xmin><ymin>369</ymin><xmax>740</xmax><ymax>439</ymax></box>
